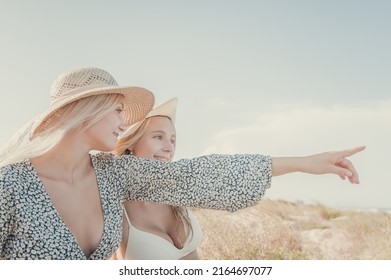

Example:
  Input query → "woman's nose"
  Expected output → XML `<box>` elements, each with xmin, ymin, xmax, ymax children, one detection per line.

<box><xmin>118</xmin><ymin>124</ymin><xmax>125</xmax><ymax>132</ymax></box>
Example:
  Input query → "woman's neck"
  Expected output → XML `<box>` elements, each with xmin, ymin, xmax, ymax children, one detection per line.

<box><xmin>31</xmin><ymin>132</ymin><xmax>93</xmax><ymax>183</ymax></box>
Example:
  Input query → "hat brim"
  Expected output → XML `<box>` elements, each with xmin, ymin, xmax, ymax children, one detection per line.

<box><xmin>31</xmin><ymin>85</ymin><xmax>155</xmax><ymax>137</ymax></box>
<box><xmin>118</xmin><ymin>97</ymin><xmax>178</xmax><ymax>140</ymax></box>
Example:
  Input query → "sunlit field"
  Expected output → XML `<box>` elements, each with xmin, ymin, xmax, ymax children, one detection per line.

<box><xmin>193</xmin><ymin>199</ymin><xmax>391</xmax><ymax>260</ymax></box>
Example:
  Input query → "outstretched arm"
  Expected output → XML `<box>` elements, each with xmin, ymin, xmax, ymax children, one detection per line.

<box><xmin>272</xmin><ymin>146</ymin><xmax>365</xmax><ymax>184</ymax></box>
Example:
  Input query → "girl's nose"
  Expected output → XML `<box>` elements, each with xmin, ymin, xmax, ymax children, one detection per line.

<box><xmin>163</xmin><ymin>140</ymin><xmax>174</xmax><ymax>153</ymax></box>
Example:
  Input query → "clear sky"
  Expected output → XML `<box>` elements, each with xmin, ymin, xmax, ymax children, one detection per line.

<box><xmin>0</xmin><ymin>0</ymin><xmax>389</xmax><ymax>209</ymax></box>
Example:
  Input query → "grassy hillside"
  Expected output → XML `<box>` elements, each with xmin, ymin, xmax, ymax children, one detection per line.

<box><xmin>193</xmin><ymin>199</ymin><xmax>391</xmax><ymax>260</ymax></box>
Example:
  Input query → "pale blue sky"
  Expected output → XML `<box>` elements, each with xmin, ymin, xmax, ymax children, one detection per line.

<box><xmin>1</xmin><ymin>1</ymin><xmax>390</xmax><ymax>209</ymax></box>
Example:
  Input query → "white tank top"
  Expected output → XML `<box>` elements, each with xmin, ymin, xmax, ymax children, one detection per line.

<box><xmin>123</xmin><ymin>209</ymin><xmax>203</xmax><ymax>260</ymax></box>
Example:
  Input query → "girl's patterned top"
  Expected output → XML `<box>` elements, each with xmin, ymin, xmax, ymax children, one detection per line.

<box><xmin>0</xmin><ymin>152</ymin><xmax>272</xmax><ymax>260</ymax></box>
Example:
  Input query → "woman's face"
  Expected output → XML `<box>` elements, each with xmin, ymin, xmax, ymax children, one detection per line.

<box><xmin>85</xmin><ymin>101</ymin><xmax>125</xmax><ymax>151</ymax></box>
<box><xmin>131</xmin><ymin>116</ymin><xmax>176</xmax><ymax>162</ymax></box>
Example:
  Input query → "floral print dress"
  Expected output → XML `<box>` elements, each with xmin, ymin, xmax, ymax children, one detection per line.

<box><xmin>0</xmin><ymin>153</ymin><xmax>272</xmax><ymax>259</ymax></box>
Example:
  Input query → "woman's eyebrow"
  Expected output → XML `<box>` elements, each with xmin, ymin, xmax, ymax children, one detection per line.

<box><xmin>150</xmin><ymin>130</ymin><xmax>166</xmax><ymax>134</ymax></box>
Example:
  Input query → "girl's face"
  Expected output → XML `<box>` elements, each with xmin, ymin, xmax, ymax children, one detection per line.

<box><xmin>85</xmin><ymin>102</ymin><xmax>124</xmax><ymax>151</ymax></box>
<box><xmin>131</xmin><ymin>116</ymin><xmax>176</xmax><ymax>162</ymax></box>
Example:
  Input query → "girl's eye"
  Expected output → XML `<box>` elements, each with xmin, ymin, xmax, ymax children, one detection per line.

<box><xmin>153</xmin><ymin>135</ymin><xmax>163</xmax><ymax>140</ymax></box>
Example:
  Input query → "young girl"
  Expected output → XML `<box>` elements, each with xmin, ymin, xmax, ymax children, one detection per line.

<box><xmin>113</xmin><ymin>97</ymin><xmax>202</xmax><ymax>260</ymax></box>
<box><xmin>0</xmin><ymin>67</ymin><xmax>364</xmax><ymax>259</ymax></box>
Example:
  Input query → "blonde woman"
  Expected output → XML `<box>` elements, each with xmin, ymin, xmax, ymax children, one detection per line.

<box><xmin>113</xmin><ymin>98</ymin><xmax>202</xmax><ymax>260</ymax></box>
<box><xmin>0</xmin><ymin>67</ymin><xmax>364</xmax><ymax>260</ymax></box>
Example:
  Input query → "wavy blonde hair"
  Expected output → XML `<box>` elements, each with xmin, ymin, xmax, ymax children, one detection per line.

<box><xmin>0</xmin><ymin>94</ymin><xmax>124</xmax><ymax>168</ymax></box>
<box><xmin>114</xmin><ymin>117</ymin><xmax>194</xmax><ymax>239</ymax></box>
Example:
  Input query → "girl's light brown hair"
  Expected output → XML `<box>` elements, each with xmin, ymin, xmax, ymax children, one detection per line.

<box><xmin>114</xmin><ymin>116</ymin><xmax>194</xmax><ymax>241</ymax></box>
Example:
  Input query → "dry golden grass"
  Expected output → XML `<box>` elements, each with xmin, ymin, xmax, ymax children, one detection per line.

<box><xmin>193</xmin><ymin>199</ymin><xmax>391</xmax><ymax>260</ymax></box>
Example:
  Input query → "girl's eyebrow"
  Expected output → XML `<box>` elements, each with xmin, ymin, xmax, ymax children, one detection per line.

<box><xmin>151</xmin><ymin>130</ymin><xmax>176</xmax><ymax>137</ymax></box>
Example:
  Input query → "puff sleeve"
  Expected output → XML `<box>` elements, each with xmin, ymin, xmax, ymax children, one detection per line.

<box><xmin>109</xmin><ymin>153</ymin><xmax>272</xmax><ymax>212</ymax></box>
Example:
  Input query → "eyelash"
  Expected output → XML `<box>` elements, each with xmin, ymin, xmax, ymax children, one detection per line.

<box><xmin>152</xmin><ymin>135</ymin><xmax>175</xmax><ymax>145</ymax></box>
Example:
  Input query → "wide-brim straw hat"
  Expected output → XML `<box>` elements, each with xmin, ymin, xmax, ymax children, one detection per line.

<box><xmin>119</xmin><ymin>97</ymin><xmax>178</xmax><ymax>140</ymax></box>
<box><xmin>31</xmin><ymin>67</ymin><xmax>155</xmax><ymax>137</ymax></box>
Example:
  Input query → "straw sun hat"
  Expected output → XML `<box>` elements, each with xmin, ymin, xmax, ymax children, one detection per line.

<box><xmin>119</xmin><ymin>97</ymin><xmax>178</xmax><ymax>140</ymax></box>
<box><xmin>31</xmin><ymin>67</ymin><xmax>155</xmax><ymax>137</ymax></box>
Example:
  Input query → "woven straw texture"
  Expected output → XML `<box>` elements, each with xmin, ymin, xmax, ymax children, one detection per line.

<box><xmin>119</xmin><ymin>97</ymin><xmax>178</xmax><ymax>139</ymax></box>
<box><xmin>32</xmin><ymin>67</ymin><xmax>155</xmax><ymax>136</ymax></box>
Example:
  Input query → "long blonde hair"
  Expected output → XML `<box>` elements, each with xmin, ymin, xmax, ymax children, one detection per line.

<box><xmin>0</xmin><ymin>94</ymin><xmax>124</xmax><ymax>168</ymax></box>
<box><xmin>114</xmin><ymin>118</ymin><xmax>194</xmax><ymax>238</ymax></box>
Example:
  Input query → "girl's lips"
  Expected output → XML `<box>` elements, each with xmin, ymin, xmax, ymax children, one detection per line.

<box><xmin>154</xmin><ymin>156</ymin><xmax>169</xmax><ymax>162</ymax></box>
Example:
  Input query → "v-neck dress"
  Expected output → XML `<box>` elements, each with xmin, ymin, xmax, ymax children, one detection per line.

<box><xmin>0</xmin><ymin>152</ymin><xmax>272</xmax><ymax>260</ymax></box>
